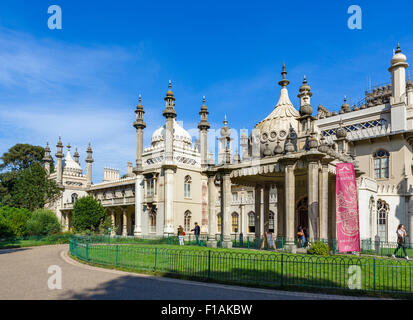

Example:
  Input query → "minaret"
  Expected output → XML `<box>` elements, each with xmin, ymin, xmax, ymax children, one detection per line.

<box><xmin>218</xmin><ymin>115</ymin><xmax>232</xmax><ymax>164</ymax></box>
<box><xmin>335</xmin><ymin>119</ymin><xmax>348</xmax><ymax>154</ymax></box>
<box><xmin>133</xmin><ymin>94</ymin><xmax>146</xmax><ymax>236</ymax></box>
<box><xmin>85</xmin><ymin>143</ymin><xmax>93</xmax><ymax>187</ymax></box>
<box><xmin>43</xmin><ymin>142</ymin><xmax>52</xmax><ymax>175</ymax></box>
<box><xmin>198</xmin><ymin>96</ymin><xmax>210</xmax><ymax>167</ymax></box>
<box><xmin>240</xmin><ymin>131</ymin><xmax>249</xmax><ymax>160</ymax></box>
<box><xmin>389</xmin><ymin>43</ymin><xmax>409</xmax><ymax>105</ymax></box>
<box><xmin>55</xmin><ymin>137</ymin><xmax>64</xmax><ymax>186</ymax></box>
<box><xmin>162</xmin><ymin>81</ymin><xmax>177</xmax><ymax>235</ymax></box>
<box><xmin>162</xmin><ymin>80</ymin><xmax>177</xmax><ymax>164</ymax></box>
<box><xmin>73</xmin><ymin>148</ymin><xmax>80</xmax><ymax>164</ymax></box>
<box><xmin>407</xmin><ymin>78</ymin><xmax>413</xmax><ymax>107</ymax></box>
<box><xmin>133</xmin><ymin>94</ymin><xmax>146</xmax><ymax>171</ymax></box>
<box><xmin>297</xmin><ymin>76</ymin><xmax>313</xmax><ymax>135</ymax></box>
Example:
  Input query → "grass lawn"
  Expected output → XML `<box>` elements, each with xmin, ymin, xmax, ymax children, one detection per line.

<box><xmin>70</xmin><ymin>241</ymin><xmax>413</xmax><ymax>297</ymax></box>
<box><xmin>0</xmin><ymin>235</ymin><xmax>70</xmax><ymax>249</ymax></box>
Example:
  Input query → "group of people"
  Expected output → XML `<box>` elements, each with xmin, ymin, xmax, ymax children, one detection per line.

<box><xmin>297</xmin><ymin>226</ymin><xmax>309</xmax><ymax>248</ymax></box>
<box><xmin>177</xmin><ymin>222</ymin><xmax>200</xmax><ymax>246</ymax></box>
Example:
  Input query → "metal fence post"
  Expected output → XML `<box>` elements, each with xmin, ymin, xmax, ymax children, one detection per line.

<box><xmin>154</xmin><ymin>248</ymin><xmax>158</xmax><ymax>272</ymax></box>
<box><xmin>115</xmin><ymin>245</ymin><xmax>119</xmax><ymax>266</ymax></box>
<box><xmin>208</xmin><ymin>250</ymin><xmax>211</xmax><ymax>280</ymax></box>
<box><xmin>86</xmin><ymin>243</ymin><xmax>89</xmax><ymax>261</ymax></box>
<box><xmin>281</xmin><ymin>254</ymin><xmax>284</xmax><ymax>287</ymax></box>
<box><xmin>373</xmin><ymin>257</ymin><xmax>376</xmax><ymax>291</ymax></box>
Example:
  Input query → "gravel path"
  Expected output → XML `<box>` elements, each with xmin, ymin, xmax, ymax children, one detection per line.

<box><xmin>0</xmin><ymin>245</ymin><xmax>383</xmax><ymax>300</ymax></box>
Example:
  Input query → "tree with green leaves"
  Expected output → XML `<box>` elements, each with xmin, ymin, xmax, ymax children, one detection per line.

<box><xmin>0</xmin><ymin>144</ymin><xmax>60</xmax><ymax>211</ymax></box>
<box><xmin>26</xmin><ymin>209</ymin><xmax>61</xmax><ymax>236</ymax></box>
<box><xmin>72</xmin><ymin>196</ymin><xmax>107</xmax><ymax>232</ymax></box>
<box><xmin>0</xmin><ymin>206</ymin><xmax>32</xmax><ymax>237</ymax></box>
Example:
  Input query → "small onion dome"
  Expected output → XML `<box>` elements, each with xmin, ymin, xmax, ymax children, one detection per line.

<box><xmin>274</xmin><ymin>140</ymin><xmax>283</xmax><ymax>154</ymax></box>
<box><xmin>284</xmin><ymin>139</ymin><xmax>295</xmax><ymax>153</ymax></box>
<box><xmin>300</xmin><ymin>103</ymin><xmax>313</xmax><ymax>116</ymax></box>
<box><xmin>353</xmin><ymin>104</ymin><xmax>359</xmax><ymax>111</ymax></box>
<box><xmin>391</xmin><ymin>43</ymin><xmax>407</xmax><ymax>65</ymax></box>
<box><xmin>220</xmin><ymin>114</ymin><xmax>231</xmax><ymax>137</ymax></box>
<box><xmin>360</xmin><ymin>104</ymin><xmax>366</xmax><ymax>109</ymax></box>
<box><xmin>336</xmin><ymin>123</ymin><xmax>347</xmax><ymax>139</ymax></box>
<box><xmin>299</xmin><ymin>76</ymin><xmax>311</xmax><ymax>92</ymax></box>
<box><xmin>332</xmin><ymin>111</ymin><xmax>338</xmax><ymax>116</ymax></box>
<box><xmin>407</xmin><ymin>79</ymin><xmax>413</xmax><ymax>90</ymax></box>
<box><xmin>340</xmin><ymin>97</ymin><xmax>351</xmax><ymax>113</ymax></box>
<box><xmin>165</xmin><ymin>80</ymin><xmax>175</xmax><ymax>100</ymax></box>
<box><xmin>263</xmin><ymin>143</ymin><xmax>272</xmax><ymax>157</ymax></box>
<box><xmin>74</xmin><ymin>148</ymin><xmax>79</xmax><ymax>158</ymax></box>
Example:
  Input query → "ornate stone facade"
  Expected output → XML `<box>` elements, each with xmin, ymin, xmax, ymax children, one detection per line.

<box><xmin>45</xmin><ymin>44</ymin><xmax>413</xmax><ymax>248</ymax></box>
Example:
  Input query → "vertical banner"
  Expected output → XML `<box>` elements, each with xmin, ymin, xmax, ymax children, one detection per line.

<box><xmin>336</xmin><ymin>163</ymin><xmax>360</xmax><ymax>253</ymax></box>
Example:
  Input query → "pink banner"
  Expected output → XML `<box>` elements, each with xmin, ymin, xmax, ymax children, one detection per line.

<box><xmin>336</xmin><ymin>163</ymin><xmax>360</xmax><ymax>253</ymax></box>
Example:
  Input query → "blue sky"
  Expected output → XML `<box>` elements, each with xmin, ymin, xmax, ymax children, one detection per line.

<box><xmin>0</xmin><ymin>0</ymin><xmax>412</xmax><ymax>182</ymax></box>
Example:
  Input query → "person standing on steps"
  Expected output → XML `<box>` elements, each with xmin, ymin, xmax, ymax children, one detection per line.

<box><xmin>392</xmin><ymin>224</ymin><xmax>409</xmax><ymax>260</ymax></box>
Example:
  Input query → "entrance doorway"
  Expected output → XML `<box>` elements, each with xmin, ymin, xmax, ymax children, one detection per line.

<box><xmin>297</xmin><ymin>197</ymin><xmax>308</xmax><ymax>230</ymax></box>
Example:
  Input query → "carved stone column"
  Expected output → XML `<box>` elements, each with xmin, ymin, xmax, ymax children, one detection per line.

<box><xmin>207</xmin><ymin>174</ymin><xmax>217</xmax><ymax>248</ymax></box>
<box><xmin>254</xmin><ymin>185</ymin><xmax>262</xmax><ymax>238</ymax></box>
<box><xmin>221</xmin><ymin>172</ymin><xmax>232</xmax><ymax>248</ymax></box>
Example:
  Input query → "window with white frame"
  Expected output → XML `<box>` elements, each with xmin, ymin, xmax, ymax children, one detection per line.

<box><xmin>377</xmin><ymin>199</ymin><xmax>389</xmax><ymax>241</ymax></box>
<box><xmin>373</xmin><ymin>150</ymin><xmax>389</xmax><ymax>179</ymax></box>
<box><xmin>71</xmin><ymin>193</ymin><xmax>78</xmax><ymax>203</ymax></box>
<box><xmin>184</xmin><ymin>210</ymin><xmax>191</xmax><ymax>231</ymax></box>
<box><xmin>184</xmin><ymin>175</ymin><xmax>192</xmax><ymax>198</ymax></box>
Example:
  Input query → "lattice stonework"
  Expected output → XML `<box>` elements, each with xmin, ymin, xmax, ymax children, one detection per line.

<box><xmin>322</xmin><ymin>119</ymin><xmax>387</xmax><ymax>137</ymax></box>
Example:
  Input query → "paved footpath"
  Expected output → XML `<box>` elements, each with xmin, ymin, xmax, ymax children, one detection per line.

<box><xmin>0</xmin><ymin>245</ymin><xmax>383</xmax><ymax>300</ymax></box>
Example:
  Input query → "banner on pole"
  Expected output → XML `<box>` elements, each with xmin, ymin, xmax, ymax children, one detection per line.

<box><xmin>336</xmin><ymin>163</ymin><xmax>360</xmax><ymax>253</ymax></box>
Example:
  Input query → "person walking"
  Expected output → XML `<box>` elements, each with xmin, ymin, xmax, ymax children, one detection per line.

<box><xmin>177</xmin><ymin>225</ymin><xmax>185</xmax><ymax>246</ymax></box>
<box><xmin>392</xmin><ymin>224</ymin><xmax>409</xmax><ymax>260</ymax></box>
<box><xmin>297</xmin><ymin>226</ymin><xmax>304</xmax><ymax>248</ymax></box>
<box><xmin>303</xmin><ymin>227</ymin><xmax>309</xmax><ymax>247</ymax></box>
<box><xmin>191</xmin><ymin>222</ymin><xmax>200</xmax><ymax>245</ymax></box>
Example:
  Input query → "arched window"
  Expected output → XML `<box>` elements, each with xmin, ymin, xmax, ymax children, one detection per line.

<box><xmin>373</xmin><ymin>150</ymin><xmax>389</xmax><ymax>179</ymax></box>
<box><xmin>217</xmin><ymin>213</ymin><xmax>221</xmax><ymax>232</ymax></box>
<box><xmin>377</xmin><ymin>199</ymin><xmax>389</xmax><ymax>241</ymax></box>
<box><xmin>269</xmin><ymin>211</ymin><xmax>275</xmax><ymax>233</ymax></box>
<box><xmin>71</xmin><ymin>193</ymin><xmax>78</xmax><ymax>203</ymax></box>
<box><xmin>231</xmin><ymin>212</ymin><xmax>239</xmax><ymax>233</ymax></box>
<box><xmin>149</xmin><ymin>212</ymin><xmax>156</xmax><ymax>233</ymax></box>
<box><xmin>184</xmin><ymin>210</ymin><xmax>191</xmax><ymax>232</ymax></box>
<box><xmin>248</xmin><ymin>211</ymin><xmax>255</xmax><ymax>233</ymax></box>
<box><xmin>184</xmin><ymin>175</ymin><xmax>192</xmax><ymax>198</ymax></box>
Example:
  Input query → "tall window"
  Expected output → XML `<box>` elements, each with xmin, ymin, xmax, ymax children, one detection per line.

<box><xmin>149</xmin><ymin>213</ymin><xmax>156</xmax><ymax>233</ymax></box>
<box><xmin>373</xmin><ymin>150</ymin><xmax>389</xmax><ymax>179</ymax></box>
<box><xmin>184</xmin><ymin>210</ymin><xmax>191</xmax><ymax>231</ymax></box>
<box><xmin>184</xmin><ymin>175</ymin><xmax>192</xmax><ymax>198</ymax></box>
<box><xmin>377</xmin><ymin>199</ymin><xmax>389</xmax><ymax>241</ymax></box>
<box><xmin>269</xmin><ymin>211</ymin><xmax>275</xmax><ymax>233</ymax></box>
<box><xmin>231</xmin><ymin>212</ymin><xmax>239</xmax><ymax>233</ymax></box>
<box><xmin>71</xmin><ymin>193</ymin><xmax>78</xmax><ymax>203</ymax></box>
<box><xmin>248</xmin><ymin>211</ymin><xmax>255</xmax><ymax>233</ymax></box>
<box><xmin>232</xmin><ymin>192</ymin><xmax>238</xmax><ymax>202</ymax></box>
<box><xmin>217</xmin><ymin>213</ymin><xmax>221</xmax><ymax>232</ymax></box>
<box><xmin>146</xmin><ymin>177</ymin><xmax>154</xmax><ymax>196</ymax></box>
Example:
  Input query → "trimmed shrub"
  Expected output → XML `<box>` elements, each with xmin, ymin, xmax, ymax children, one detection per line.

<box><xmin>308</xmin><ymin>241</ymin><xmax>330</xmax><ymax>256</ymax></box>
<box><xmin>72</xmin><ymin>196</ymin><xmax>106</xmax><ymax>232</ymax></box>
<box><xmin>0</xmin><ymin>206</ymin><xmax>32</xmax><ymax>237</ymax></box>
<box><xmin>26</xmin><ymin>209</ymin><xmax>61</xmax><ymax>236</ymax></box>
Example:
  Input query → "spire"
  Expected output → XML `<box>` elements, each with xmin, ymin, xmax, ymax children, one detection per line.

<box><xmin>86</xmin><ymin>142</ymin><xmax>94</xmax><ymax>163</ymax></box>
<box><xmin>396</xmin><ymin>42</ymin><xmax>401</xmax><ymax>54</ymax></box>
<box><xmin>43</xmin><ymin>142</ymin><xmax>52</xmax><ymax>162</ymax></box>
<box><xmin>134</xmin><ymin>93</ymin><xmax>146</xmax><ymax>129</ymax></box>
<box><xmin>74</xmin><ymin>148</ymin><xmax>80</xmax><ymax>164</ymax></box>
<box><xmin>66</xmin><ymin>143</ymin><xmax>71</xmax><ymax>152</ymax></box>
<box><xmin>163</xmin><ymin>80</ymin><xmax>177</xmax><ymax>119</ymax></box>
<box><xmin>55</xmin><ymin>137</ymin><xmax>63</xmax><ymax>157</ymax></box>
<box><xmin>198</xmin><ymin>95</ymin><xmax>210</xmax><ymax>130</ymax></box>
<box><xmin>278</xmin><ymin>62</ymin><xmax>290</xmax><ymax>88</ymax></box>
